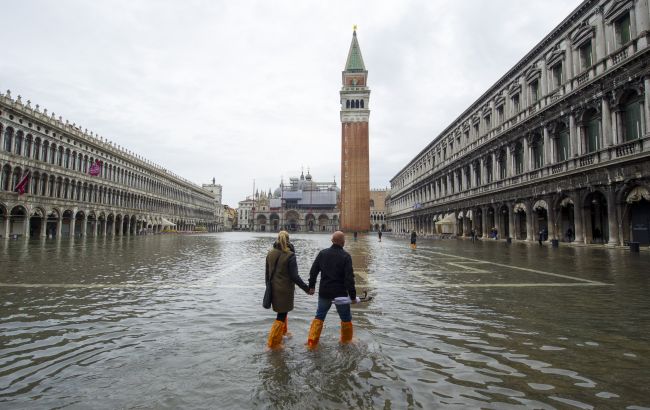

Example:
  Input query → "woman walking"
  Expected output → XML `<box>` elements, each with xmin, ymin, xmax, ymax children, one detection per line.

<box><xmin>265</xmin><ymin>231</ymin><xmax>310</xmax><ymax>349</ymax></box>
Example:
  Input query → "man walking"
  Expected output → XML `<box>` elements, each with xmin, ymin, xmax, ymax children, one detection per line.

<box><xmin>306</xmin><ymin>231</ymin><xmax>357</xmax><ymax>348</ymax></box>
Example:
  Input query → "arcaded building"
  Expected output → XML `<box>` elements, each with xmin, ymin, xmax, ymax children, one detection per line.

<box><xmin>387</xmin><ymin>0</ymin><xmax>650</xmax><ymax>246</ymax></box>
<box><xmin>0</xmin><ymin>92</ymin><xmax>218</xmax><ymax>238</ymax></box>
<box><xmin>340</xmin><ymin>29</ymin><xmax>371</xmax><ymax>232</ymax></box>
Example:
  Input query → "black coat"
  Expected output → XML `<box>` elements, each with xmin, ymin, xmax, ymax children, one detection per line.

<box><xmin>308</xmin><ymin>244</ymin><xmax>356</xmax><ymax>300</ymax></box>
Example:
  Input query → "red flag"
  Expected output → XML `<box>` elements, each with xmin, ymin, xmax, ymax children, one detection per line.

<box><xmin>14</xmin><ymin>170</ymin><xmax>30</xmax><ymax>195</ymax></box>
<box><xmin>89</xmin><ymin>160</ymin><xmax>101</xmax><ymax>176</ymax></box>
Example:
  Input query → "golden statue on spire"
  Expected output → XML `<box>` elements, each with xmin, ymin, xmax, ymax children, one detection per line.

<box><xmin>353</xmin><ymin>24</ymin><xmax>357</xmax><ymax>31</ymax></box>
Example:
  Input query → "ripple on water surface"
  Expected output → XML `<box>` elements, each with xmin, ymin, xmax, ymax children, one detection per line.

<box><xmin>1</xmin><ymin>233</ymin><xmax>649</xmax><ymax>408</ymax></box>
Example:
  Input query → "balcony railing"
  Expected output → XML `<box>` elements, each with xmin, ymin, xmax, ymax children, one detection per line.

<box><xmin>612</xmin><ymin>48</ymin><xmax>628</xmax><ymax>64</ymax></box>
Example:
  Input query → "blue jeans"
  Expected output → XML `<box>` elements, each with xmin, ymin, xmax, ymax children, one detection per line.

<box><xmin>315</xmin><ymin>296</ymin><xmax>352</xmax><ymax>322</ymax></box>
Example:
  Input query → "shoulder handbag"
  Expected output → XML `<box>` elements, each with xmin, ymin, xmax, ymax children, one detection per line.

<box><xmin>263</xmin><ymin>254</ymin><xmax>281</xmax><ymax>309</ymax></box>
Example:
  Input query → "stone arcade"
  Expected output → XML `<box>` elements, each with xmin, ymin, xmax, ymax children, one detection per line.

<box><xmin>387</xmin><ymin>0</ymin><xmax>650</xmax><ymax>246</ymax></box>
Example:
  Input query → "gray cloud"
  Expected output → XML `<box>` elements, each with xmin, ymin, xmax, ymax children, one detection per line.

<box><xmin>2</xmin><ymin>0</ymin><xmax>580</xmax><ymax>206</ymax></box>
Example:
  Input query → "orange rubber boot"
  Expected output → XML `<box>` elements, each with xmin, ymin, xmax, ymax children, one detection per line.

<box><xmin>307</xmin><ymin>319</ymin><xmax>324</xmax><ymax>349</ymax></box>
<box><xmin>267</xmin><ymin>320</ymin><xmax>284</xmax><ymax>349</ymax></box>
<box><xmin>340</xmin><ymin>321</ymin><xmax>353</xmax><ymax>343</ymax></box>
<box><xmin>282</xmin><ymin>317</ymin><xmax>288</xmax><ymax>335</ymax></box>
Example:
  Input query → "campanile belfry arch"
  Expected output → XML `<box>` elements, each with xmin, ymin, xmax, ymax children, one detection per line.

<box><xmin>340</xmin><ymin>27</ymin><xmax>370</xmax><ymax>232</ymax></box>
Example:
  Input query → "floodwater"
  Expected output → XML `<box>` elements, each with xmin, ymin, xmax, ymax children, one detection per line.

<box><xmin>0</xmin><ymin>233</ymin><xmax>649</xmax><ymax>409</ymax></box>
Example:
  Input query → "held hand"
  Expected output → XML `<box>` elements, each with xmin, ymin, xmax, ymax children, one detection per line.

<box><xmin>308</xmin><ymin>288</ymin><xmax>315</xmax><ymax>295</ymax></box>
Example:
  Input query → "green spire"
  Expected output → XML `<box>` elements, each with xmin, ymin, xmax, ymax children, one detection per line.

<box><xmin>345</xmin><ymin>29</ymin><xmax>366</xmax><ymax>72</ymax></box>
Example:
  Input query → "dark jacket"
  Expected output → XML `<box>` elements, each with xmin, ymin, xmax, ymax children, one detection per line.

<box><xmin>308</xmin><ymin>244</ymin><xmax>356</xmax><ymax>300</ymax></box>
<box><xmin>410</xmin><ymin>232</ymin><xmax>417</xmax><ymax>244</ymax></box>
<box><xmin>266</xmin><ymin>243</ymin><xmax>309</xmax><ymax>313</ymax></box>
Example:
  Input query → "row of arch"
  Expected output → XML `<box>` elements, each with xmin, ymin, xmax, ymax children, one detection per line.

<box><xmin>0</xmin><ymin>203</ymin><xmax>218</xmax><ymax>238</ymax></box>
<box><xmin>252</xmin><ymin>212</ymin><xmax>339</xmax><ymax>232</ymax></box>
<box><xmin>392</xmin><ymin>184</ymin><xmax>650</xmax><ymax>246</ymax></box>
<box><xmin>0</xmin><ymin>162</ymin><xmax>213</xmax><ymax>220</ymax></box>
<box><xmin>1</xmin><ymin>123</ymin><xmax>212</xmax><ymax>208</ymax></box>
<box><xmin>345</xmin><ymin>99</ymin><xmax>365</xmax><ymax>109</ymax></box>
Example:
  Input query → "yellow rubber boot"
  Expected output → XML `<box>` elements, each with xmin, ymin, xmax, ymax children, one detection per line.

<box><xmin>307</xmin><ymin>319</ymin><xmax>324</xmax><ymax>349</ymax></box>
<box><xmin>340</xmin><ymin>321</ymin><xmax>353</xmax><ymax>344</ymax></box>
<box><xmin>267</xmin><ymin>320</ymin><xmax>284</xmax><ymax>349</ymax></box>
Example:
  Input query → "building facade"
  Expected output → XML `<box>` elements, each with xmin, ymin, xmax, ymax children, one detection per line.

<box><xmin>370</xmin><ymin>188</ymin><xmax>388</xmax><ymax>231</ymax></box>
<box><xmin>387</xmin><ymin>0</ymin><xmax>650</xmax><ymax>246</ymax></box>
<box><xmin>202</xmin><ymin>178</ymin><xmax>224</xmax><ymax>231</ymax></box>
<box><xmin>0</xmin><ymin>92</ymin><xmax>219</xmax><ymax>238</ymax></box>
<box><xmin>340</xmin><ymin>28</ymin><xmax>371</xmax><ymax>232</ymax></box>
<box><xmin>241</xmin><ymin>171</ymin><xmax>340</xmax><ymax>232</ymax></box>
<box><xmin>237</xmin><ymin>197</ymin><xmax>255</xmax><ymax>230</ymax></box>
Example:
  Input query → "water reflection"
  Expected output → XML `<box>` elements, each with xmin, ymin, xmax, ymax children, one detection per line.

<box><xmin>0</xmin><ymin>233</ymin><xmax>649</xmax><ymax>408</ymax></box>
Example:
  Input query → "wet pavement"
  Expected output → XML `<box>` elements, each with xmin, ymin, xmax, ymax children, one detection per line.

<box><xmin>0</xmin><ymin>232</ymin><xmax>649</xmax><ymax>409</ymax></box>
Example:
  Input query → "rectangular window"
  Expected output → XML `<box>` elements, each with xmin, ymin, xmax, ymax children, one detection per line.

<box><xmin>552</xmin><ymin>63</ymin><xmax>563</xmax><ymax>89</ymax></box>
<box><xmin>496</xmin><ymin>106</ymin><xmax>504</xmax><ymax>124</ymax></box>
<box><xmin>624</xmin><ymin>100</ymin><xmax>642</xmax><ymax>141</ymax></box>
<box><xmin>473</xmin><ymin>123</ymin><xmax>479</xmax><ymax>138</ymax></box>
<box><xmin>616</xmin><ymin>13</ymin><xmax>631</xmax><ymax>46</ymax></box>
<box><xmin>464</xmin><ymin>131</ymin><xmax>469</xmax><ymax>142</ymax></box>
<box><xmin>530</xmin><ymin>80</ymin><xmax>540</xmax><ymax>103</ymax></box>
<box><xmin>512</xmin><ymin>94</ymin><xmax>520</xmax><ymax>114</ymax></box>
<box><xmin>579</xmin><ymin>42</ymin><xmax>593</xmax><ymax>71</ymax></box>
<box><xmin>484</xmin><ymin>115</ymin><xmax>491</xmax><ymax>130</ymax></box>
<box><xmin>557</xmin><ymin>131</ymin><xmax>569</xmax><ymax>161</ymax></box>
<box><xmin>586</xmin><ymin>119</ymin><xmax>600</xmax><ymax>153</ymax></box>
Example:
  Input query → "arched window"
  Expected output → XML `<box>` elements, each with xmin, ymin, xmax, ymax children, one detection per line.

<box><xmin>355</xmin><ymin>100</ymin><xmax>360</xmax><ymax>109</ymax></box>
<box><xmin>34</xmin><ymin>137</ymin><xmax>41</xmax><ymax>160</ymax></box>
<box><xmin>25</xmin><ymin>135</ymin><xmax>33</xmax><ymax>158</ymax></box>
<box><xmin>1</xmin><ymin>165</ymin><xmax>10</xmax><ymax>191</ymax></box>
<box><xmin>42</xmin><ymin>141</ymin><xmax>49</xmax><ymax>162</ymax></box>
<box><xmin>57</xmin><ymin>146</ymin><xmax>64</xmax><ymax>166</ymax></box>
<box><xmin>50</xmin><ymin>144</ymin><xmax>57</xmax><ymax>165</ymax></box>
<box><xmin>346</xmin><ymin>100</ymin><xmax>350</xmax><ymax>109</ymax></box>
<box><xmin>3</xmin><ymin>127</ymin><xmax>13</xmax><ymax>152</ymax></box>
<box><xmin>64</xmin><ymin>149</ymin><xmax>71</xmax><ymax>168</ymax></box>
<box><xmin>360</xmin><ymin>99</ymin><xmax>364</xmax><ymax>108</ymax></box>
<box><xmin>15</xmin><ymin>131</ymin><xmax>24</xmax><ymax>155</ymax></box>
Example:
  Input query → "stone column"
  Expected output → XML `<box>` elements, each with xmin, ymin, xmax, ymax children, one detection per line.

<box><xmin>40</xmin><ymin>217</ymin><xmax>47</xmax><ymax>238</ymax></box>
<box><xmin>56</xmin><ymin>217</ymin><xmax>62</xmax><ymax>239</ymax></box>
<box><xmin>482</xmin><ymin>207</ymin><xmax>489</xmax><ymax>238</ymax></box>
<box><xmin>509</xmin><ymin>207</ymin><xmax>516</xmax><ymax>240</ymax></box>
<box><xmin>547</xmin><ymin>196</ymin><xmax>558</xmax><ymax>240</ymax></box>
<box><xmin>480</xmin><ymin>158</ymin><xmax>487</xmax><ymax>185</ymax></box>
<box><xmin>602</xmin><ymin>97</ymin><xmax>613</xmax><ymax>146</ymax></box>
<box><xmin>523</xmin><ymin>137</ymin><xmax>530</xmax><ymax>172</ymax></box>
<box><xmin>569</xmin><ymin>114</ymin><xmax>578</xmax><ymax>157</ymax></box>
<box><xmin>4</xmin><ymin>216</ymin><xmax>11</xmax><ymax>238</ymax></box>
<box><xmin>117</xmin><ymin>219</ymin><xmax>123</xmax><ymax>236</ymax></box>
<box><xmin>81</xmin><ymin>215</ymin><xmax>88</xmax><ymax>237</ymax></box>
<box><xmin>526</xmin><ymin>205</ymin><xmax>535</xmax><ymax>241</ymax></box>
<box><xmin>93</xmin><ymin>219</ymin><xmax>99</xmax><ymax>237</ymax></box>
<box><xmin>491</xmin><ymin>151</ymin><xmax>498</xmax><ymax>180</ymax></box>
<box><xmin>506</xmin><ymin>145</ymin><xmax>513</xmax><ymax>177</ymax></box>
<box><xmin>102</xmin><ymin>219</ymin><xmax>108</xmax><ymax>236</ymax></box>
<box><xmin>70</xmin><ymin>217</ymin><xmax>76</xmax><ymax>238</ymax></box>
<box><xmin>643</xmin><ymin>76</ymin><xmax>650</xmax><ymax>132</ymax></box>
<box><xmin>23</xmin><ymin>216</ymin><xmax>30</xmax><ymax>238</ymax></box>
<box><xmin>574</xmin><ymin>197</ymin><xmax>585</xmax><ymax>243</ymax></box>
<box><xmin>607</xmin><ymin>188</ymin><xmax>619</xmax><ymax>246</ymax></box>
<box><xmin>637</xmin><ymin>0</ymin><xmax>650</xmax><ymax>35</ymax></box>
<box><xmin>614</xmin><ymin>108</ymin><xmax>624</xmax><ymax>145</ymax></box>
<box><xmin>543</xmin><ymin>126</ymin><xmax>552</xmax><ymax>165</ymax></box>
<box><xmin>565</xmin><ymin>36</ymin><xmax>574</xmax><ymax>81</ymax></box>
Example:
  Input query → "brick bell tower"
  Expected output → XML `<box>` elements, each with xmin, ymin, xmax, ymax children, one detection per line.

<box><xmin>340</xmin><ymin>27</ymin><xmax>370</xmax><ymax>232</ymax></box>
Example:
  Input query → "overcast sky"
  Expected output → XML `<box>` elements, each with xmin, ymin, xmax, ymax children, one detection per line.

<box><xmin>2</xmin><ymin>0</ymin><xmax>580</xmax><ymax>207</ymax></box>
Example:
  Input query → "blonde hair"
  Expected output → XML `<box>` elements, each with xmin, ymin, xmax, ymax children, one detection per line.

<box><xmin>277</xmin><ymin>230</ymin><xmax>291</xmax><ymax>253</ymax></box>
